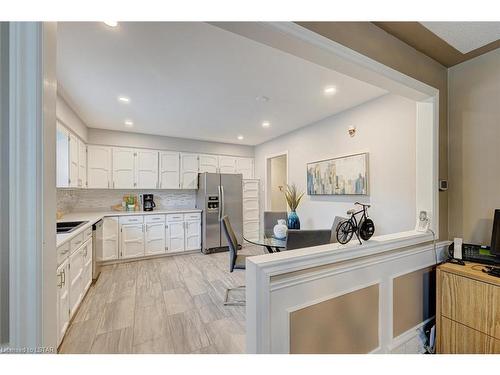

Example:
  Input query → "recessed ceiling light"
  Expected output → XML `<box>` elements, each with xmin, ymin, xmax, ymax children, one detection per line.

<box><xmin>256</xmin><ymin>95</ymin><xmax>270</xmax><ymax>102</ymax></box>
<box><xmin>324</xmin><ymin>86</ymin><xmax>337</xmax><ymax>95</ymax></box>
<box><xmin>118</xmin><ymin>96</ymin><xmax>130</xmax><ymax>103</ymax></box>
<box><xmin>237</xmin><ymin>135</ymin><xmax>244</xmax><ymax>140</ymax></box>
<box><xmin>124</xmin><ymin>120</ymin><xmax>133</xmax><ymax>127</ymax></box>
<box><xmin>262</xmin><ymin>121</ymin><xmax>271</xmax><ymax>128</ymax></box>
<box><xmin>104</xmin><ymin>21</ymin><xmax>118</xmax><ymax>27</ymax></box>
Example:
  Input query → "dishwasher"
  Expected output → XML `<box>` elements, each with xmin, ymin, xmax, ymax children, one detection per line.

<box><xmin>92</xmin><ymin>220</ymin><xmax>103</xmax><ymax>281</ymax></box>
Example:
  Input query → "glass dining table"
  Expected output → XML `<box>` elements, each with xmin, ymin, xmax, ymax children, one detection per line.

<box><xmin>243</xmin><ymin>234</ymin><xmax>286</xmax><ymax>253</ymax></box>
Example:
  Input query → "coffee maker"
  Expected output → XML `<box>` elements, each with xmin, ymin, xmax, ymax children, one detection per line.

<box><xmin>143</xmin><ymin>194</ymin><xmax>156</xmax><ymax>211</ymax></box>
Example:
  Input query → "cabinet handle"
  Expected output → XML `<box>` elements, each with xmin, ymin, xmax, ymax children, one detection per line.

<box><xmin>57</xmin><ymin>272</ymin><xmax>63</xmax><ymax>288</ymax></box>
<box><xmin>62</xmin><ymin>269</ymin><xmax>66</xmax><ymax>286</ymax></box>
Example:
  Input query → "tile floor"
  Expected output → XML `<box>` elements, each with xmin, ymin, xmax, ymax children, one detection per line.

<box><xmin>59</xmin><ymin>245</ymin><xmax>263</xmax><ymax>354</ymax></box>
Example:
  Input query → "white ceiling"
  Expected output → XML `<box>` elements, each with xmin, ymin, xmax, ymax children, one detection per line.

<box><xmin>421</xmin><ymin>22</ymin><xmax>500</xmax><ymax>54</ymax></box>
<box><xmin>57</xmin><ymin>22</ymin><xmax>387</xmax><ymax>146</ymax></box>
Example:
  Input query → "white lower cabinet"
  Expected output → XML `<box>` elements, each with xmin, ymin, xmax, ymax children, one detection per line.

<box><xmin>166</xmin><ymin>213</ymin><xmax>201</xmax><ymax>253</ymax></box>
<box><xmin>68</xmin><ymin>244</ymin><xmax>84</xmax><ymax>318</ymax></box>
<box><xmin>101</xmin><ymin>217</ymin><xmax>119</xmax><ymax>261</ymax></box>
<box><xmin>120</xmin><ymin>216</ymin><xmax>145</xmax><ymax>259</ymax></box>
<box><xmin>166</xmin><ymin>216</ymin><xmax>185</xmax><ymax>253</ymax></box>
<box><xmin>145</xmin><ymin>215</ymin><xmax>166</xmax><ymax>255</ymax></box>
<box><xmin>56</xmin><ymin>259</ymin><xmax>69</xmax><ymax>346</ymax></box>
<box><xmin>185</xmin><ymin>213</ymin><xmax>201</xmax><ymax>251</ymax></box>
<box><xmin>82</xmin><ymin>238</ymin><xmax>93</xmax><ymax>292</ymax></box>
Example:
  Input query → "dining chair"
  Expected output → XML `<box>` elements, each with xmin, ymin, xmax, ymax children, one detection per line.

<box><xmin>221</xmin><ymin>215</ymin><xmax>248</xmax><ymax>306</ymax></box>
<box><xmin>330</xmin><ymin>216</ymin><xmax>348</xmax><ymax>243</ymax></box>
<box><xmin>264</xmin><ymin>211</ymin><xmax>288</xmax><ymax>237</ymax></box>
<box><xmin>285</xmin><ymin>229</ymin><xmax>332</xmax><ymax>250</ymax></box>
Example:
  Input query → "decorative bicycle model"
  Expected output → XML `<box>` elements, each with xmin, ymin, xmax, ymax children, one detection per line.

<box><xmin>336</xmin><ymin>202</ymin><xmax>375</xmax><ymax>245</ymax></box>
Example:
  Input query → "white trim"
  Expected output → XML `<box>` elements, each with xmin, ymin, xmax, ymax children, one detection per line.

<box><xmin>264</xmin><ymin>150</ymin><xmax>288</xmax><ymax>211</ymax></box>
<box><xmin>8</xmin><ymin>22</ymin><xmax>57</xmax><ymax>350</ymax></box>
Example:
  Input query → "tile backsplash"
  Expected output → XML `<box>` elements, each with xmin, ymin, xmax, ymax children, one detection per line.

<box><xmin>57</xmin><ymin>189</ymin><xmax>197</xmax><ymax>213</ymax></box>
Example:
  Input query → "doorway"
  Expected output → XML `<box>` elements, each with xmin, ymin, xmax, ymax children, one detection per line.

<box><xmin>266</xmin><ymin>153</ymin><xmax>288</xmax><ymax>211</ymax></box>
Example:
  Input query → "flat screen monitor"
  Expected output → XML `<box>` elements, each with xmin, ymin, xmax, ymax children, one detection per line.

<box><xmin>490</xmin><ymin>209</ymin><xmax>500</xmax><ymax>257</ymax></box>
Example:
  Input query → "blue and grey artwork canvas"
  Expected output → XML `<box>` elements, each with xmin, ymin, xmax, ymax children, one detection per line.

<box><xmin>307</xmin><ymin>153</ymin><xmax>368</xmax><ymax>195</ymax></box>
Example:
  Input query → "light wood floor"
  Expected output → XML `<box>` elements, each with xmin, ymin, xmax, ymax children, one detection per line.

<box><xmin>59</xmin><ymin>245</ymin><xmax>263</xmax><ymax>354</ymax></box>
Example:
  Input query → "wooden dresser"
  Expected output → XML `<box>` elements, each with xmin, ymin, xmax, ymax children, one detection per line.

<box><xmin>436</xmin><ymin>262</ymin><xmax>500</xmax><ymax>353</ymax></box>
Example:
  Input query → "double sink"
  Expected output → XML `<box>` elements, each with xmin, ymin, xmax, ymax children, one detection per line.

<box><xmin>56</xmin><ymin>221</ymin><xmax>89</xmax><ymax>234</ymax></box>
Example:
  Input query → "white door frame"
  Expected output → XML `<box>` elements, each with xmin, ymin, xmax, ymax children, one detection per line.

<box><xmin>7</xmin><ymin>22</ymin><xmax>57</xmax><ymax>351</ymax></box>
<box><xmin>264</xmin><ymin>151</ymin><xmax>289</xmax><ymax>211</ymax></box>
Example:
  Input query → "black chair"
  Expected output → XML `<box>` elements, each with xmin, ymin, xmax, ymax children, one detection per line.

<box><xmin>264</xmin><ymin>211</ymin><xmax>288</xmax><ymax>237</ymax></box>
<box><xmin>221</xmin><ymin>215</ymin><xmax>248</xmax><ymax>306</ymax></box>
<box><xmin>330</xmin><ymin>216</ymin><xmax>347</xmax><ymax>243</ymax></box>
<box><xmin>285</xmin><ymin>229</ymin><xmax>332</xmax><ymax>250</ymax></box>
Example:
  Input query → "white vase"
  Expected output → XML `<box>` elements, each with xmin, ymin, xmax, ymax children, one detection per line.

<box><xmin>273</xmin><ymin>219</ymin><xmax>288</xmax><ymax>239</ymax></box>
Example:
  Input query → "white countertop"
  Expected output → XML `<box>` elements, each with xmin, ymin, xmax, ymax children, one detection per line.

<box><xmin>56</xmin><ymin>208</ymin><xmax>202</xmax><ymax>247</ymax></box>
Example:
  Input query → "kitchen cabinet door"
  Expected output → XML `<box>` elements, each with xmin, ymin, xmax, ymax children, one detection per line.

<box><xmin>69</xmin><ymin>132</ymin><xmax>79</xmax><ymax>188</ymax></box>
<box><xmin>113</xmin><ymin>147</ymin><xmax>136</xmax><ymax>189</ymax></box>
<box><xmin>166</xmin><ymin>221</ymin><xmax>185</xmax><ymax>252</ymax></box>
<box><xmin>69</xmin><ymin>245</ymin><xmax>84</xmax><ymax>318</ymax></box>
<box><xmin>145</xmin><ymin>222</ymin><xmax>166</xmax><ymax>255</ymax></box>
<box><xmin>87</xmin><ymin>145</ymin><xmax>112</xmax><ymax>189</ymax></box>
<box><xmin>78</xmin><ymin>139</ymin><xmax>87</xmax><ymax>188</ymax></box>
<box><xmin>180</xmin><ymin>153</ymin><xmax>199</xmax><ymax>189</ymax></box>
<box><xmin>56</xmin><ymin>123</ymin><xmax>70</xmax><ymax>188</ymax></box>
<box><xmin>185</xmin><ymin>220</ymin><xmax>201</xmax><ymax>251</ymax></box>
<box><xmin>159</xmin><ymin>151</ymin><xmax>180</xmax><ymax>189</ymax></box>
<box><xmin>218</xmin><ymin>156</ymin><xmax>236</xmax><ymax>174</ymax></box>
<box><xmin>136</xmin><ymin>149</ymin><xmax>158</xmax><ymax>189</ymax></box>
<box><xmin>82</xmin><ymin>238</ymin><xmax>92</xmax><ymax>293</ymax></box>
<box><xmin>236</xmin><ymin>157</ymin><xmax>254</xmax><ymax>179</ymax></box>
<box><xmin>199</xmin><ymin>154</ymin><xmax>218</xmax><ymax>173</ymax></box>
<box><xmin>101</xmin><ymin>217</ymin><xmax>119</xmax><ymax>261</ymax></box>
<box><xmin>120</xmin><ymin>224</ymin><xmax>145</xmax><ymax>259</ymax></box>
<box><xmin>56</xmin><ymin>259</ymin><xmax>69</xmax><ymax>346</ymax></box>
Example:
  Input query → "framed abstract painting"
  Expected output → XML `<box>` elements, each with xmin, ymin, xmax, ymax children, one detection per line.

<box><xmin>307</xmin><ymin>152</ymin><xmax>369</xmax><ymax>195</ymax></box>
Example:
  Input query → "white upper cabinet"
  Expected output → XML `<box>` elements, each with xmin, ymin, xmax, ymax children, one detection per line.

<box><xmin>180</xmin><ymin>153</ymin><xmax>199</xmax><ymax>189</ymax></box>
<box><xmin>112</xmin><ymin>147</ymin><xmax>136</xmax><ymax>189</ymax></box>
<box><xmin>236</xmin><ymin>157</ymin><xmax>254</xmax><ymax>179</ymax></box>
<box><xmin>56</xmin><ymin>123</ymin><xmax>70</xmax><ymax>188</ymax></box>
<box><xmin>69</xmin><ymin>132</ymin><xmax>79</xmax><ymax>188</ymax></box>
<box><xmin>159</xmin><ymin>151</ymin><xmax>180</xmax><ymax>189</ymax></box>
<box><xmin>87</xmin><ymin>145</ymin><xmax>112</xmax><ymax>189</ymax></box>
<box><xmin>218</xmin><ymin>156</ymin><xmax>237</xmax><ymax>174</ymax></box>
<box><xmin>78</xmin><ymin>139</ymin><xmax>87</xmax><ymax>188</ymax></box>
<box><xmin>199</xmin><ymin>154</ymin><xmax>219</xmax><ymax>173</ymax></box>
<box><xmin>136</xmin><ymin>149</ymin><xmax>159</xmax><ymax>189</ymax></box>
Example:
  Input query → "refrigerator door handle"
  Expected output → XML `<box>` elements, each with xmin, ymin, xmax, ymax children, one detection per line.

<box><xmin>220</xmin><ymin>185</ymin><xmax>225</xmax><ymax>219</ymax></box>
<box><xmin>217</xmin><ymin>185</ymin><xmax>222</xmax><ymax>221</ymax></box>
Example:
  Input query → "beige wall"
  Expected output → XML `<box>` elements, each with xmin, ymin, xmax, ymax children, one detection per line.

<box><xmin>448</xmin><ymin>49</ymin><xmax>500</xmax><ymax>244</ymax></box>
<box><xmin>297</xmin><ymin>22</ymin><xmax>449</xmax><ymax>239</ymax></box>
<box><xmin>87</xmin><ymin>128</ymin><xmax>254</xmax><ymax>157</ymax></box>
<box><xmin>269</xmin><ymin>155</ymin><xmax>287</xmax><ymax>211</ymax></box>
<box><xmin>255</xmin><ymin>94</ymin><xmax>417</xmax><ymax>234</ymax></box>
<box><xmin>56</xmin><ymin>93</ymin><xmax>89</xmax><ymax>142</ymax></box>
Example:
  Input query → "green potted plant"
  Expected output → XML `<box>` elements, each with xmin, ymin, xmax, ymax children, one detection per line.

<box><xmin>284</xmin><ymin>183</ymin><xmax>304</xmax><ymax>229</ymax></box>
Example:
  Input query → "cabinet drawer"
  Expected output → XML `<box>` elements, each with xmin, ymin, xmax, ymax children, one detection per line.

<box><xmin>119</xmin><ymin>215</ymin><xmax>144</xmax><ymax>225</ymax></box>
<box><xmin>57</xmin><ymin>242</ymin><xmax>71</xmax><ymax>265</ymax></box>
<box><xmin>167</xmin><ymin>214</ymin><xmax>184</xmax><ymax>222</ymax></box>
<box><xmin>184</xmin><ymin>212</ymin><xmax>201</xmax><ymax>221</ymax></box>
<box><xmin>84</xmin><ymin>227</ymin><xmax>93</xmax><ymax>240</ymax></box>
<box><xmin>441</xmin><ymin>271</ymin><xmax>500</xmax><ymax>339</ymax></box>
<box><xmin>145</xmin><ymin>214</ymin><xmax>166</xmax><ymax>223</ymax></box>
<box><xmin>70</xmin><ymin>233</ymin><xmax>84</xmax><ymax>253</ymax></box>
<box><xmin>440</xmin><ymin>317</ymin><xmax>500</xmax><ymax>354</ymax></box>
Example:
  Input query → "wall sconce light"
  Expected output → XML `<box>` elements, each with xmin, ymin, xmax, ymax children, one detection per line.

<box><xmin>348</xmin><ymin>126</ymin><xmax>356</xmax><ymax>137</ymax></box>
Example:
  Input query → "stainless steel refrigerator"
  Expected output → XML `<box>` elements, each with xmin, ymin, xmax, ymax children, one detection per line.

<box><xmin>196</xmin><ymin>172</ymin><xmax>243</xmax><ymax>254</ymax></box>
